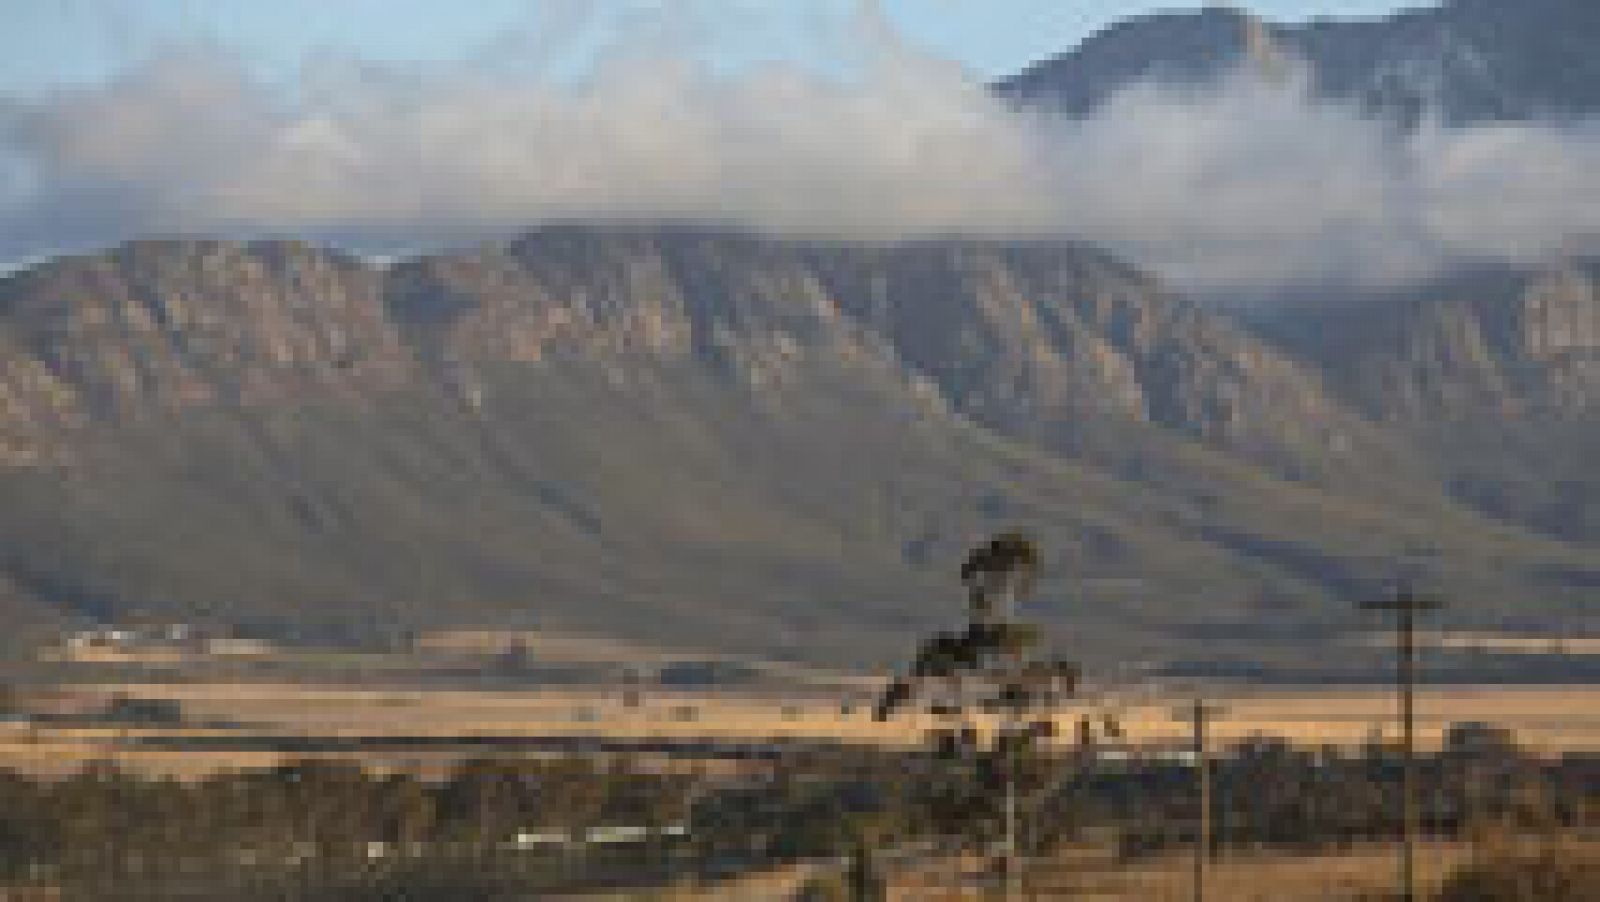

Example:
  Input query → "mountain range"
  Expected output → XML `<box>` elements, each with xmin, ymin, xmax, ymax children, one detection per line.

<box><xmin>0</xmin><ymin>0</ymin><xmax>1595</xmax><ymax>672</ymax></box>
<box><xmin>997</xmin><ymin>0</ymin><xmax>1600</xmax><ymax>126</ymax></box>
<box><xmin>1</xmin><ymin>229</ymin><xmax>1594</xmax><ymax>670</ymax></box>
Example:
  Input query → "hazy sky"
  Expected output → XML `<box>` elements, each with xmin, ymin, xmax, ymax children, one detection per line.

<box><xmin>4</xmin><ymin>1</ymin><xmax>1422</xmax><ymax>92</ymax></box>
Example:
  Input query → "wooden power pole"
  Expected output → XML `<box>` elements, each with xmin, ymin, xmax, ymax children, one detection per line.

<box><xmin>1173</xmin><ymin>697</ymin><xmax>1227</xmax><ymax>902</ymax></box>
<box><xmin>1360</xmin><ymin>584</ymin><xmax>1444</xmax><ymax>902</ymax></box>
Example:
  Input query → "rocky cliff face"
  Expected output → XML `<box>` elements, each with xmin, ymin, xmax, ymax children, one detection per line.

<box><xmin>0</xmin><ymin>227</ymin><xmax>1581</xmax><ymax>504</ymax></box>
<box><xmin>0</xmin><ymin>228</ymin><xmax>1384</xmax><ymax>485</ymax></box>
<box><xmin>387</xmin><ymin>229</ymin><xmax>1374</xmax><ymax>471</ymax></box>
<box><xmin>0</xmin><ymin>240</ymin><xmax>410</xmax><ymax>425</ymax></box>
<box><xmin>794</xmin><ymin>241</ymin><xmax>1380</xmax><ymax>475</ymax></box>
<box><xmin>386</xmin><ymin>228</ymin><xmax>888</xmax><ymax>397</ymax></box>
<box><xmin>0</xmin><ymin>330</ymin><xmax>82</xmax><ymax>466</ymax></box>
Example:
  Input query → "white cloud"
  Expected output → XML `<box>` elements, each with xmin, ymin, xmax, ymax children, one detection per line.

<box><xmin>1</xmin><ymin>32</ymin><xmax>1597</xmax><ymax>296</ymax></box>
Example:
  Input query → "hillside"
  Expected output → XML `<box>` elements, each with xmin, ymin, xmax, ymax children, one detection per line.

<box><xmin>1257</xmin><ymin>259</ymin><xmax>1600</xmax><ymax>544</ymax></box>
<box><xmin>0</xmin><ymin>229</ymin><xmax>1594</xmax><ymax>669</ymax></box>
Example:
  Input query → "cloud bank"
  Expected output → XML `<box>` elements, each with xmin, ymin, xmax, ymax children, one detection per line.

<box><xmin>2</xmin><ymin>31</ymin><xmax>1598</xmax><ymax>295</ymax></box>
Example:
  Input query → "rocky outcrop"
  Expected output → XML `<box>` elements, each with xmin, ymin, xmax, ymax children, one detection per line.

<box><xmin>0</xmin><ymin>240</ymin><xmax>410</xmax><ymax>424</ymax></box>
<box><xmin>382</xmin><ymin>228</ymin><xmax>1378</xmax><ymax>479</ymax></box>
<box><xmin>796</xmin><ymin>241</ymin><xmax>1375</xmax><ymax>471</ymax></box>
<box><xmin>0</xmin><ymin>330</ymin><xmax>82</xmax><ymax>465</ymax></box>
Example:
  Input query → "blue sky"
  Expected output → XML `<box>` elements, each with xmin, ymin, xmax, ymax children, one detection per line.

<box><xmin>4</xmin><ymin>1</ymin><xmax>1423</xmax><ymax>93</ymax></box>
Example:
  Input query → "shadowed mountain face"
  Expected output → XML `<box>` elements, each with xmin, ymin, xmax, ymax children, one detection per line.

<box><xmin>997</xmin><ymin>0</ymin><xmax>1600</xmax><ymax>127</ymax></box>
<box><xmin>1258</xmin><ymin>259</ymin><xmax>1600</xmax><ymax>544</ymax></box>
<box><xmin>1262</xmin><ymin>260</ymin><xmax>1600</xmax><ymax>421</ymax></box>
<box><xmin>0</xmin><ymin>228</ymin><xmax>1595</xmax><ymax>668</ymax></box>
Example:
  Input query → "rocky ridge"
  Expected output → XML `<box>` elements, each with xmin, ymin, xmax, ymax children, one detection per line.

<box><xmin>0</xmin><ymin>228</ymin><xmax>1595</xmax><ymax>665</ymax></box>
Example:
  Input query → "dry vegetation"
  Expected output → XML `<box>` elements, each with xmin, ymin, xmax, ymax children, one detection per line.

<box><xmin>890</xmin><ymin>842</ymin><xmax>1469</xmax><ymax>900</ymax></box>
<box><xmin>4</xmin><ymin>679</ymin><xmax>1600</xmax><ymax>780</ymax></box>
<box><xmin>874</xmin><ymin>839</ymin><xmax>1600</xmax><ymax>900</ymax></box>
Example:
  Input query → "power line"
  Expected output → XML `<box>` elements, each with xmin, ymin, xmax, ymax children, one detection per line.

<box><xmin>1359</xmin><ymin>583</ymin><xmax>1445</xmax><ymax>902</ymax></box>
<box><xmin>1172</xmin><ymin>697</ymin><xmax>1228</xmax><ymax>902</ymax></box>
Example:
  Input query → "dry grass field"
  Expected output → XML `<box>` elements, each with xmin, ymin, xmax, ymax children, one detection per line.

<box><xmin>891</xmin><ymin>842</ymin><xmax>1472</xmax><ymax>900</ymax></box>
<box><xmin>889</xmin><ymin>838</ymin><xmax>1600</xmax><ymax>900</ymax></box>
<box><xmin>3</xmin><ymin>680</ymin><xmax>1599</xmax><ymax>779</ymax></box>
<box><xmin>576</xmin><ymin>839</ymin><xmax>1599</xmax><ymax>900</ymax></box>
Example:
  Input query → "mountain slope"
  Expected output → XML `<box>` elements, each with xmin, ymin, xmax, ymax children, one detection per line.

<box><xmin>1262</xmin><ymin>260</ymin><xmax>1600</xmax><ymax>420</ymax></box>
<box><xmin>1257</xmin><ymin>258</ymin><xmax>1600</xmax><ymax>543</ymax></box>
<box><xmin>997</xmin><ymin>0</ymin><xmax>1600</xmax><ymax>126</ymax></box>
<box><xmin>0</xmin><ymin>230</ymin><xmax>1594</xmax><ymax>669</ymax></box>
<box><xmin>389</xmin><ymin>228</ymin><xmax>1402</xmax><ymax>486</ymax></box>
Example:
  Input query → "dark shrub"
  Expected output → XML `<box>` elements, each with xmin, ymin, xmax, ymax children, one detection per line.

<box><xmin>1436</xmin><ymin>844</ymin><xmax>1600</xmax><ymax>901</ymax></box>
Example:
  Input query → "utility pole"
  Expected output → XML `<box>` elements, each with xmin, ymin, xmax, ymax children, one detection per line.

<box><xmin>1173</xmin><ymin>698</ymin><xmax>1227</xmax><ymax>902</ymax></box>
<box><xmin>1360</xmin><ymin>584</ymin><xmax>1444</xmax><ymax>902</ymax></box>
<box><xmin>1004</xmin><ymin>749</ymin><xmax>1021</xmax><ymax>902</ymax></box>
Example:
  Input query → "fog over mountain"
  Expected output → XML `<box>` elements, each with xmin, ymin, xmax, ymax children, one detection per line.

<box><xmin>0</xmin><ymin>2</ymin><xmax>1595</xmax><ymax>672</ymax></box>
<box><xmin>2</xmin><ymin>0</ymin><xmax>1597</xmax><ymax>295</ymax></box>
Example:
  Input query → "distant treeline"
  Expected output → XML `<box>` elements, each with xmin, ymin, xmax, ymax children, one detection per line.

<box><xmin>1</xmin><ymin>725</ymin><xmax>1597</xmax><ymax>898</ymax></box>
<box><xmin>0</xmin><ymin>756</ymin><xmax>699</xmax><ymax>898</ymax></box>
<box><xmin>1101</xmin><ymin>727</ymin><xmax>1599</xmax><ymax>857</ymax></box>
<box><xmin>1161</xmin><ymin>654</ymin><xmax>1600</xmax><ymax>684</ymax></box>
